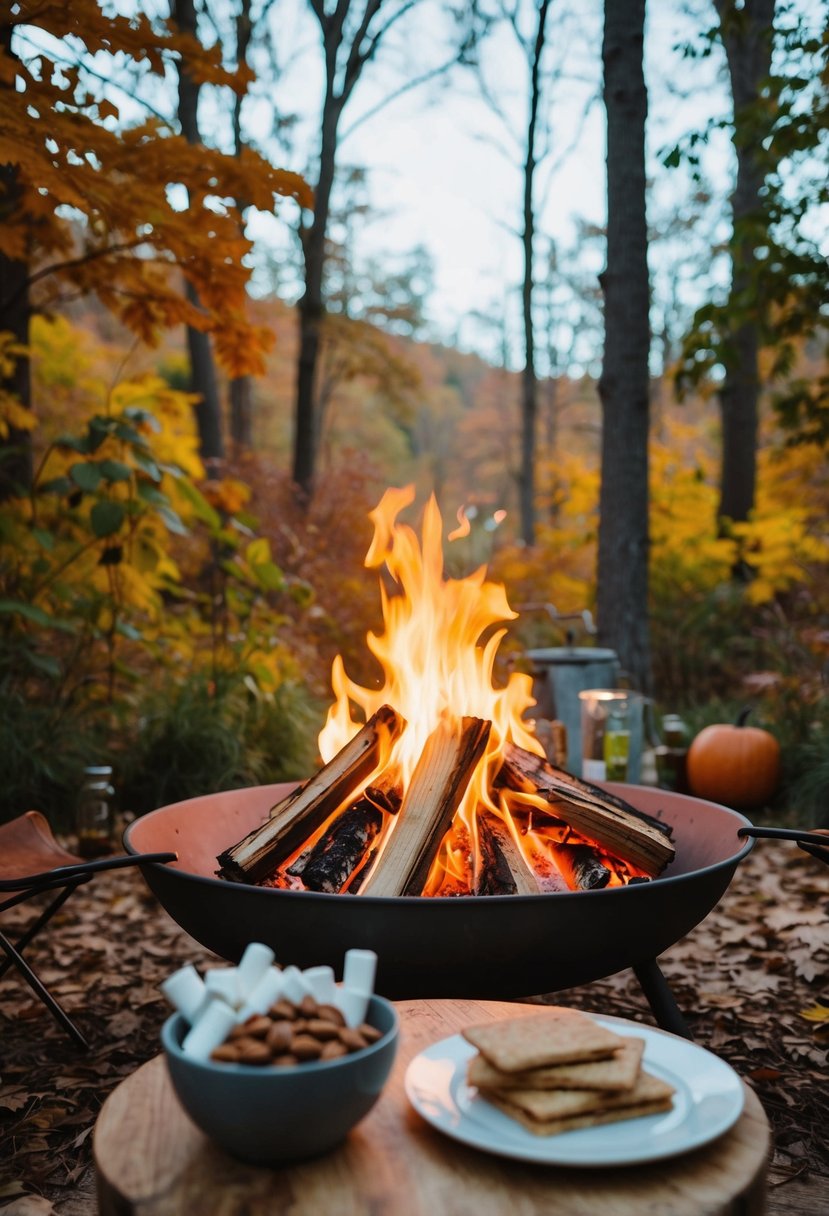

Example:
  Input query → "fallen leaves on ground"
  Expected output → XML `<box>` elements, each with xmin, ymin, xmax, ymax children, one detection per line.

<box><xmin>0</xmin><ymin>837</ymin><xmax>826</xmax><ymax>1211</ymax></box>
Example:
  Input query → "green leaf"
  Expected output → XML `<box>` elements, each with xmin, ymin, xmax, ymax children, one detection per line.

<box><xmin>24</xmin><ymin>649</ymin><xmax>63</xmax><ymax>679</ymax></box>
<box><xmin>134</xmin><ymin>452</ymin><xmax>161</xmax><ymax>482</ymax></box>
<box><xmin>99</xmin><ymin>459</ymin><xmax>133</xmax><ymax>482</ymax></box>
<box><xmin>123</xmin><ymin>406</ymin><xmax>161</xmax><ymax>432</ymax></box>
<box><xmin>116</xmin><ymin>620</ymin><xmax>142</xmax><ymax>641</ymax></box>
<box><xmin>70</xmin><ymin>461</ymin><xmax>103</xmax><ymax>492</ymax></box>
<box><xmin>55</xmin><ymin>434</ymin><xmax>91</xmax><ymax>454</ymax></box>
<box><xmin>0</xmin><ymin>599</ymin><xmax>77</xmax><ymax>632</ymax></box>
<box><xmin>31</xmin><ymin>527</ymin><xmax>55</xmax><ymax>551</ymax></box>
<box><xmin>251</xmin><ymin>560</ymin><xmax>284</xmax><ymax>592</ymax></box>
<box><xmin>158</xmin><ymin>505</ymin><xmax>188</xmax><ymax>536</ymax></box>
<box><xmin>90</xmin><ymin>500</ymin><xmax>126</xmax><ymax>537</ymax></box>
<box><xmin>37</xmin><ymin>476</ymin><xmax>73</xmax><ymax>496</ymax></box>
<box><xmin>174</xmin><ymin>478</ymin><xmax>221</xmax><ymax>529</ymax></box>
<box><xmin>136</xmin><ymin>482</ymin><xmax>170</xmax><ymax>508</ymax></box>
<box><xmin>114</xmin><ymin>421</ymin><xmax>143</xmax><ymax>445</ymax></box>
<box><xmin>289</xmin><ymin>579</ymin><xmax>315</xmax><ymax>608</ymax></box>
<box><xmin>87</xmin><ymin>417</ymin><xmax>113</xmax><ymax>452</ymax></box>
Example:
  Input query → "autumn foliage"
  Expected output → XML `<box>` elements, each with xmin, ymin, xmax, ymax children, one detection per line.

<box><xmin>0</xmin><ymin>0</ymin><xmax>310</xmax><ymax>384</ymax></box>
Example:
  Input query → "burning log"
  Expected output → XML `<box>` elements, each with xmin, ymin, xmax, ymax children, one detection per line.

<box><xmin>498</xmin><ymin>743</ymin><xmax>675</xmax><ymax>877</ymax></box>
<box><xmin>289</xmin><ymin>799</ymin><xmax>384</xmax><ymax>894</ymax></box>
<box><xmin>550</xmin><ymin>843</ymin><xmax>612</xmax><ymax>891</ymax></box>
<box><xmin>360</xmin><ymin>717</ymin><xmax>491</xmax><ymax>898</ymax></box>
<box><xmin>217</xmin><ymin>705</ymin><xmax>406</xmax><ymax>884</ymax></box>
<box><xmin>363</xmin><ymin>771</ymin><xmax>402</xmax><ymax>815</ymax></box>
<box><xmin>476</xmin><ymin>811</ymin><xmax>542</xmax><ymax>896</ymax></box>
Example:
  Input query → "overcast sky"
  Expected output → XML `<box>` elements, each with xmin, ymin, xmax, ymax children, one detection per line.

<box><xmin>242</xmin><ymin>0</ymin><xmax>733</xmax><ymax>369</ymax></box>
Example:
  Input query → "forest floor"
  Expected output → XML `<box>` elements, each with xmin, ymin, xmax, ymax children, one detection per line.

<box><xmin>0</xmin><ymin>837</ymin><xmax>827</xmax><ymax>1215</ymax></box>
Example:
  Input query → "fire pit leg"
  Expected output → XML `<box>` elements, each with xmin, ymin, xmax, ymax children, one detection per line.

<box><xmin>632</xmin><ymin>959</ymin><xmax>692</xmax><ymax>1040</ymax></box>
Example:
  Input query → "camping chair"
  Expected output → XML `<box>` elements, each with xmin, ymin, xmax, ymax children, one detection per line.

<box><xmin>0</xmin><ymin>810</ymin><xmax>176</xmax><ymax>1050</ymax></box>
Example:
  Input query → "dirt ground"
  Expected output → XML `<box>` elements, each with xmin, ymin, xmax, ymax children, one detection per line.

<box><xmin>1</xmin><ymin>837</ymin><xmax>827</xmax><ymax>1214</ymax></box>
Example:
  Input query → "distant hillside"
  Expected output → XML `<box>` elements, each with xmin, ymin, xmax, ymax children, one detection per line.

<box><xmin>51</xmin><ymin>288</ymin><xmax>732</xmax><ymax>548</ymax></box>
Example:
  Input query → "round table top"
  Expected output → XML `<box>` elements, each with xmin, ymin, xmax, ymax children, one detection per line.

<box><xmin>94</xmin><ymin>998</ymin><xmax>770</xmax><ymax>1216</ymax></box>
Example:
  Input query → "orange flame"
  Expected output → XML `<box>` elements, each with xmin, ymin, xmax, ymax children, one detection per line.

<box><xmin>300</xmin><ymin>488</ymin><xmax>645</xmax><ymax>896</ymax></box>
<box><xmin>319</xmin><ymin>487</ymin><xmax>541</xmax><ymax>822</ymax></box>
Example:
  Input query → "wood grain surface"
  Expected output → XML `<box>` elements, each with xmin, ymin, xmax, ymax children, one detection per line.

<box><xmin>94</xmin><ymin>998</ymin><xmax>770</xmax><ymax>1215</ymax></box>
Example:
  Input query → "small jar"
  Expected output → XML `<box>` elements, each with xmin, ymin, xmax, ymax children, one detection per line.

<box><xmin>662</xmin><ymin>714</ymin><xmax>689</xmax><ymax>748</ymax></box>
<box><xmin>656</xmin><ymin>715</ymin><xmax>690</xmax><ymax>794</ymax></box>
<box><xmin>76</xmin><ymin>765</ymin><xmax>116</xmax><ymax>858</ymax></box>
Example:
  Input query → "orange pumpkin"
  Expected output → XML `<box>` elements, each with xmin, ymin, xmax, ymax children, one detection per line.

<box><xmin>686</xmin><ymin>709</ymin><xmax>781</xmax><ymax>809</ymax></box>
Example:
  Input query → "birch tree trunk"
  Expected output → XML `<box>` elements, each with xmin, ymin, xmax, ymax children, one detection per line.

<box><xmin>597</xmin><ymin>0</ymin><xmax>651</xmax><ymax>692</ymax></box>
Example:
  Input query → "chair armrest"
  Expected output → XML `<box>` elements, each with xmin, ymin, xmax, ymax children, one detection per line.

<box><xmin>0</xmin><ymin>852</ymin><xmax>178</xmax><ymax>891</ymax></box>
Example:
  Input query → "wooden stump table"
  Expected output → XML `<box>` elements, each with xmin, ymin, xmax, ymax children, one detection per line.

<box><xmin>95</xmin><ymin>999</ymin><xmax>770</xmax><ymax>1215</ymax></box>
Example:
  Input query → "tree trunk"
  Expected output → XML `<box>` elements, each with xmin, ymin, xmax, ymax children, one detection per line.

<box><xmin>229</xmin><ymin>0</ymin><xmax>254</xmax><ymax>453</ymax></box>
<box><xmin>173</xmin><ymin>0</ymin><xmax>224</xmax><ymax>465</ymax></box>
<box><xmin>0</xmin><ymin>167</ymin><xmax>32</xmax><ymax>499</ymax></box>
<box><xmin>230</xmin><ymin>375</ymin><xmax>254</xmax><ymax>450</ymax></box>
<box><xmin>0</xmin><ymin>20</ymin><xmax>33</xmax><ymax>498</ymax></box>
<box><xmin>597</xmin><ymin>0</ymin><xmax>651</xmax><ymax>693</ymax></box>
<box><xmin>518</xmin><ymin>0</ymin><xmax>552</xmax><ymax>548</ymax></box>
<box><xmin>714</xmin><ymin>0</ymin><xmax>775</xmax><ymax>525</ymax></box>
<box><xmin>294</xmin><ymin>98</ymin><xmax>339</xmax><ymax>500</ymax></box>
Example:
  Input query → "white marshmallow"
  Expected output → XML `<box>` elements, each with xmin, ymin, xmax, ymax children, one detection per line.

<box><xmin>280</xmin><ymin>965</ymin><xmax>312</xmax><ymax>1005</ymax></box>
<box><xmin>160</xmin><ymin>964</ymin><xmax>208</xmax><ymax>1024</ymax></box>
<box><xmin>182</xmin><ymin>997</ymin><xmax>237</xmax><ymax>1060</ymax></box>
<box><xmin>236</xmin><ymin>966</ymin><xmax>284</xmax><ymax>1022</ymax></box>
<box><xmin>334</xmin><ymin>986</ymin><xmax>369</xmax><ymax>1029</ymax></box>
<box><xmin>302</xmin><ymin>965</ymin><xmax>336</xmax><ymax>1005</ymax></box>
<box><xmin>235</xmin><ymin>942</ymin><xmax>275</xmax><ymax>1000</ymax></box>
<box><xmin>204</xmin><ymin>967</ymin><xmax>240</xmax><ymax>1009</ymax></box>
<box><xmin>343</xmin><ymin>949</ymin><xmax>377</xmax><ymax>995</ymax></box>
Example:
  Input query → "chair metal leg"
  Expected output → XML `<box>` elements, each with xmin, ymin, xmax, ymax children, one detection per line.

<box><xmin>0</xmin><ymin>928</ymin><xmax>89</xmax><ymax>1050</ymax></box>
<box><xmin>0</xmin><ymin>882</ymin><xmax>81</xmax><ymax>981</ymax></box>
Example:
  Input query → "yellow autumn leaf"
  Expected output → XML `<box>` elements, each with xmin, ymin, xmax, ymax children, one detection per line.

<box><xmin>799</xmin><ymin>1003</ymin><xmax>829</xmax><ymax>1024</ymax></box>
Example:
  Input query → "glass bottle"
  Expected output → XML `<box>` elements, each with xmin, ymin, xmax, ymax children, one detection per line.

<box><xmin>76</xmin><ymin>765</ymin><xmax>116</xmax><ymax>858</ymax></box>
<box><xmin>603</xmin><ymin>702</ymin><xmax>631</xmax><ymax>781</ymax></box>
<box><xmin>656</xmin><ymin>714</ymin><xmax>690</xmax><ymax>793</ymax></box>
<box><xmin>639</xmin><ymin>698</ymin><xmax>660</xmax><ymax>786</ymax></box>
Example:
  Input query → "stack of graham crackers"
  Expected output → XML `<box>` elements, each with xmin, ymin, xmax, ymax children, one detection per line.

<box><xmin>463</xmin><ymin>1007</ymin><xmax>674</xmax><ymax>1137</ymax></box>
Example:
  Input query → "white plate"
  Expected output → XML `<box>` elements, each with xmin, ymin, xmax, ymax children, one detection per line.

<box><xmin>404</xmin><ymin>1014</ymin><xmax>745</xmax><ymax>1167</ymax></box>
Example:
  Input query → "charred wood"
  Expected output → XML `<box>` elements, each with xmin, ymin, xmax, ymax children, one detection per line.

<box><xmin>476</xmin><ymin>811</ymin><xmax>542</xmax><ymax>896</ymax></box>
<box><xmin>550</xmin><ymin>843</ymin><xmax>612</xmax><ymax>890</ymax></box>
<box><xmin>290</xmin><ymin>799</ymin><xmax>384</xmax><ymax>893</ymax></box>
<box><xmin>216</xmin><ymin>705</ymin><xmax>405</xmax><ymax>883</ymax></box>
<box><xmin>364</xmin><ymin>771</ymin><xmax>402</xmax><ymax>815</ymax></box>
<box><xmin>498</xmin><ymin>743</ymin><xmax>675</xmax><ymax>877</ymax></box>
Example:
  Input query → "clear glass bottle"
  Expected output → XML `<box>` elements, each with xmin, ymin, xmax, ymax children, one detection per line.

<box><xmin>639</xmin><ymin>699</ymin><xmax>660</xmax><ymax>786</ymax></box>
<box><xmin>76</xmin><ymin>765</ymin><xmax>116</xmax><ymax>858</ymax></box>
<box><xmin>656</xmin><ymin>714</ymin><xmax>690</xmax><ymax>793</ymax></box>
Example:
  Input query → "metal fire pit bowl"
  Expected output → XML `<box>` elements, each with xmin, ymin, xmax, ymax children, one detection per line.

<box><xmin>124</xmin><ymin>783</ymin><xmax>766</xmax><ymax>1003</ymax></box>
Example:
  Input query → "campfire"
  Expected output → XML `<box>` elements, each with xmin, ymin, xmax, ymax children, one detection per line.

<box><xmin>217</xmin><ymin>488</ymin><xmax>674</xmax><ymax>897</ymax></box>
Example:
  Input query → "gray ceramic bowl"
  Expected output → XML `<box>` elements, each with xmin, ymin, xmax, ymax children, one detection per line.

<box><xmin>161</xmin><ymin>994</ymin><xmax>399</xmax><ymax>1165</ymax></box>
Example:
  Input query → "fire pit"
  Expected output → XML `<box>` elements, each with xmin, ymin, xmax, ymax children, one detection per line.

<box><xmin>125</xmin><ymin>488</ymin><xmax>824</xmax><ymax>1034</ymax></box>
<box><xmin>126</xmin><ymin>783</ymin><xmax>754</xmax><ymax>1009</ymax></box>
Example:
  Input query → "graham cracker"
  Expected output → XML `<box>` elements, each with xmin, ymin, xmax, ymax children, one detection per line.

<box><xmin>485</xmin><ymin>1090</ymin><xmax>675</xmax><ymax>1137</ymax></box>
<box><xmin>461</xmin><ymin>1007</ymin><xmax>625</xmax><ymax>1072</ymax></box>
<box><xmin>484</xmin><ymin>1068</ymin><xmax>675</xmax><ymax>1123</ymax></box>
<box><xmin>468</xmin><ymin>1035</ymin><xmax>645</xmax><ymax>1092</ymax></box>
